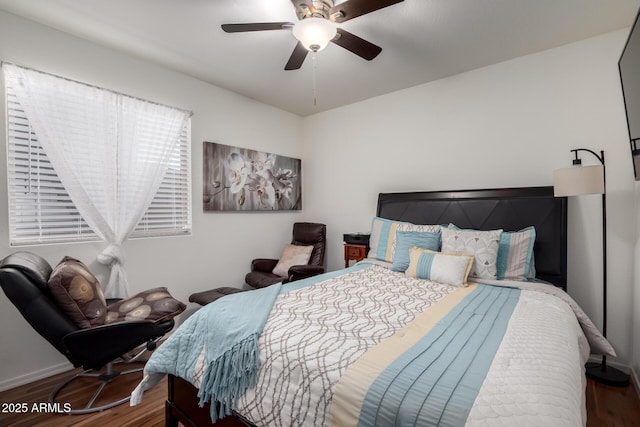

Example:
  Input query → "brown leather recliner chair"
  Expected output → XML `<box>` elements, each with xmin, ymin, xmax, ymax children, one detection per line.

<box><xmin>245</xmin><ymin>222</ymin><xmax>326</xmax><ymax>289</ymax></box>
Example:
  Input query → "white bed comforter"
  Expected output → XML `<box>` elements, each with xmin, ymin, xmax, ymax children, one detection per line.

<box><xmin>182</xmin><ymin>264</ymin><xmax>610</xmax><ymax>427</ymax></box>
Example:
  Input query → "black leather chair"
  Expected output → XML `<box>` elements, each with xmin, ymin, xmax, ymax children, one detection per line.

<box><xmin>188</xmin><ymin>223</ymin><xmax>327</xmax><ymax>306</ymax></box>
<box><xmin>245</xmin><ymin>222</ymin><xmax>327</xmax><ymax>289</ymax></box>
<box><xmin>0</xmin><ymin>252</ymin><xmax>179</xmax><ymax>414</ymax></box>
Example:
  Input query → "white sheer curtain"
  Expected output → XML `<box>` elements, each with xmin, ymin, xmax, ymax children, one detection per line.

<box><xmin>4</xmin><ymin>63</ymin><xmax>190</xmax><ymax>297</ymax></box>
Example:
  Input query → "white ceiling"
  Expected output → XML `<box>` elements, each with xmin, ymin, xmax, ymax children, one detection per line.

<box><xmin>0</xmin><ymin>0</ymin><xmax>639</xmax><ymax>116</ymax></box>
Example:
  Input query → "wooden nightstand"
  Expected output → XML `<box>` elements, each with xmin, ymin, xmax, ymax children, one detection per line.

<box><xmin>344</xmin><ymin>243</ymin><xmax>368</xmax><ymax>268</ymax></box>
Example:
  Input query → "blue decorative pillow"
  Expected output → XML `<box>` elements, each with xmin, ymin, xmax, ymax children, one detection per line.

<box><xmin>368</xmin><ymin>217</ymin><xmax>439</xmax><ymax>263</ymax></box>
<box><xmin>496</xmin><ymin>227</ymin><xmax>536</xmax><ymax>280</ymax></box>
<box><xmin>390</xmin><ymin>230</ymin><xmax>441</xmax><ymax>272</ymax></box>
<box><xmin>527</xmin><ymin>254</ymin><xmax>536</xmax><ymax>279</ymax></box>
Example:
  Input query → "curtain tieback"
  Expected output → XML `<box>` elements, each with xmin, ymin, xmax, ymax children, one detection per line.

<box><xmin>98</xmin><ymin>243</ymin><xmax>124</xmax><ymax>267</ymax></box>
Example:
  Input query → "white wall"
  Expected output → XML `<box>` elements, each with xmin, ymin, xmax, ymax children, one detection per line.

<box><xmin>634</xmin><ymin>183</ymin><xmax>640</xmax><ymax>381</ymax></box>
<box><xmin>0</xmin><ymin>11</ymin><xmax>304</xmax><ymax>390</ymax></box>
<box><xmin>302</xmin><ymin>30</ymin><xmax>637</xmax><ymax>368</ymax></box>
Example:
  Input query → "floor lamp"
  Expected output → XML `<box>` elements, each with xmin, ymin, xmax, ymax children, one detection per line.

<box><xmin>553</xmin><ymin>148</ymin><xmax>629</xmax><ymax>387</ymax></box>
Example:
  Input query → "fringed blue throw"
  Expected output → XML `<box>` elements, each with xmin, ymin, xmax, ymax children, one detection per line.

<box><xmin>141</xmin><ymin>283</ymin><xmax>282</xmax><ymax>422</ymax></box>
<box><xmin>196</xmin><ymin>283</ymin><xmax>281</xmax><ymax>421</ymax></box>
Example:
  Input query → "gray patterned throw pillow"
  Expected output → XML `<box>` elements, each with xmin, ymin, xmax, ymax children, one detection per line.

<box><xmin>441</xmin><ymin>228</ymin><xmax>503</xmax><ymax>279</ymax></box>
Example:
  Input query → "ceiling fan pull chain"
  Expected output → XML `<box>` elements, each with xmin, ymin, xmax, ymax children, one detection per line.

<box><xmin>312</xmin><ymin>52</ymin><xmax>318</xmax><ymax>106</ymax></box>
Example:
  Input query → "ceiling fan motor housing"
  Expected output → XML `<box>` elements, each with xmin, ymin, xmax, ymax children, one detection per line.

<box><xmin>296</xmin><ymin>0</ymin><xmax>336</xmax><ymax>20</ymax></box>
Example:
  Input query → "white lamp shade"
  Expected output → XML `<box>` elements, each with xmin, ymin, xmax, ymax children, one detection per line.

<box><xmin>553</xmin><ymin>164</ymin><xmax>605</xmax><ymax>196</ymax></box>
<box><xmin>292</xmin><ymin>17</ymin><xmax>337</xmax><ymax>52</ymax></box>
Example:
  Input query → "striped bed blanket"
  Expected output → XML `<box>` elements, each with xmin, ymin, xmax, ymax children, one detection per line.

<box><xmin>133</xmin><ymin>262</ymin><xmax>613</xmax><ymax>427</ymax></box>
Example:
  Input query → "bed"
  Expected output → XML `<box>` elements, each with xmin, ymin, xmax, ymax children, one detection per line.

<box><xmin>131</xmin><ymin>186</ymin><xmax>613</xmax><ymax>427</ymax></box>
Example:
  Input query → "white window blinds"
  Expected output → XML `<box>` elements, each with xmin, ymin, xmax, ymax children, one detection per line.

<box><xmin>5</xmin><ymin>74</ymin><xmax>192</xmax><ymax>246</ymax></box>
<box><xmin>131</xmin><ymin>124</ymin><xmax>191</xmax><ymax>238</ymax></box>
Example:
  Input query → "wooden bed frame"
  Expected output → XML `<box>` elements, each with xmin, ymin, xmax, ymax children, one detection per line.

<box><xmin>165</xmin><ymin>186</ymin><xmax>568</xmax><ymax>427</ymax></box>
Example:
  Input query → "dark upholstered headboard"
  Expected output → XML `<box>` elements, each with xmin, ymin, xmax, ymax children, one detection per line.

<box><xmin>376</xmin><ymin>187</ymin><xmax>568</xmax><ymax>290</ymax></box>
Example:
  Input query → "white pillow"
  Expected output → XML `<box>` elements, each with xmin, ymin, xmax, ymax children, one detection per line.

<box><xmin>404</xmin><ymin>247</ymin><xmax>474</xmax><ymax>287</ymax></box>
<box><xmin>272</xmin><ymin>244</ymin><xmax>314</xmax><ymax>277</ymax></box>
<box><xmin>441</xmin><ymin>228</ymin><xmax>502</xmax><ymax>279</ymax></box>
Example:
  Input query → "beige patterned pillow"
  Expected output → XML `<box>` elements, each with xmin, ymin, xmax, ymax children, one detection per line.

<box><xmin>441</xmin><ymin>228</ymin><xmax>502</xmax><ymax>279</ymax></box>
<box><xmin>272</xmin><ymin>244</ymin><xmax>314</xmax><ymax>277</ymax></box>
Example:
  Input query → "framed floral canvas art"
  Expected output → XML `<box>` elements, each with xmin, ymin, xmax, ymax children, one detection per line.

<box><xmin>203</xmin><ymin>142</ymin><xmax>301</xmax><ymax>211</ymax></box>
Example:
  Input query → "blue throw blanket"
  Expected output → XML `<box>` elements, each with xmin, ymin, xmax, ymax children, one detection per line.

<box><xmin>143</xmin><ymin>283</ymin><xmax>282</xmax><ymax>421</ymax></box>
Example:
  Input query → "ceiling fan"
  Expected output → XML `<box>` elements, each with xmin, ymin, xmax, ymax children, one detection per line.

<box><xmin>221</xmin><ymin>0</ymin><xmax>404</xmax><ymax>70</ymax></box>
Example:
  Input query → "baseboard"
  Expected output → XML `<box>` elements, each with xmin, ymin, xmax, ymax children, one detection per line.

<box><xmin>631</xmin><ymin>366</ymin><xmax>640</xmax><ymax>400</ymax></box>
<box><xmin>587</xmin><ymin>355</ymin><xmax>629</xmax><ymax>372</ymax></box>
<box><xmin>0</xmin><ymin>332</ymin><xmax>175</xmax><ymax>393</ymax></box>
<box><xmin>0</xmin><ymin>361</ymin><xmax>73</xmax><ymax>392</ymax></box>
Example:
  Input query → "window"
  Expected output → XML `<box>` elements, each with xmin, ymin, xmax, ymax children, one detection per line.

<box><xmin>130</xmin><ymin>123</ymin><xmax>191</xmax><ymax>239</ymax></box>
<box><xmin>5</xmin><ymin>76</ymin><xmax>192</xmax><ymax>246</ymax></box>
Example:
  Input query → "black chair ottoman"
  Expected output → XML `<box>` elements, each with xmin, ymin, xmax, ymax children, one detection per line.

<box><xmin>188</xmin><ymin>287</ymin><xmax>244</xmax><ymax>306</ymax></box>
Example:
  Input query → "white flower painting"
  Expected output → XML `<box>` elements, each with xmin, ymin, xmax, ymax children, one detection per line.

<box><xmin>203</xmin><ymin>142</ymin><xmax>301</xmax><ymax>211</ymax></box>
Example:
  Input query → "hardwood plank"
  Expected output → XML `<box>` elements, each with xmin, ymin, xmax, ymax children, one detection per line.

<box><xmin>1</xmin><ymin>368</ymin><xmax>638</xmax><ymax>426</ymax></box>
<box><xmin>0</xmin><ymin>365</ymin><xmax>166</xmax><ymax>427</ymax></box>
<box><xmin>586</xmin><ymin>377</ymin><xmax>640</xmax><ymax>427</ymax></box>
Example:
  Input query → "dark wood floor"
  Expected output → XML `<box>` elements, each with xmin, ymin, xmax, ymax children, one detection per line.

<box><xmin>586</xmin><ymin>377</ymin><xmax>640</xmax><ymax>426</ymax></box>
<box><xmin>0</xmin><ymin>364</ymin><xmax>164</xmax><ymax>427</ymax></box>
<box><xmin>0</xmin><ymin>366</ymin><xmax>638</xmax><ymax>426</ymax></box>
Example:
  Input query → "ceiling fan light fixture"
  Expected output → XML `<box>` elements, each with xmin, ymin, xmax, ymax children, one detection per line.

<box><xmin>292</xmin><ymin>17</ymin><xmax>337</xmax><ymax>52</ymax></box>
